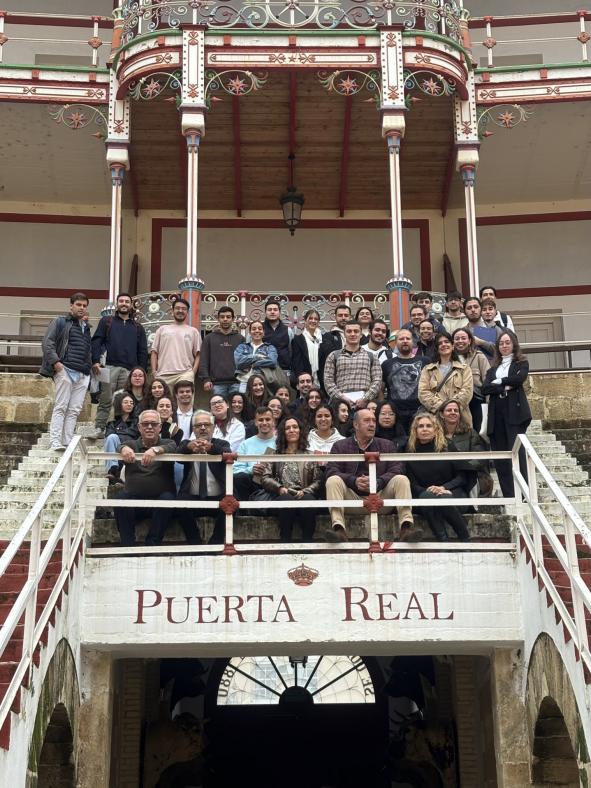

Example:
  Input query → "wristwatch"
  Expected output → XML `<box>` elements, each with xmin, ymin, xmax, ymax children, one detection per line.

<box><xmin>152</xmin><ymin>446</ymin><xmax>163</xmax><ymax>455</ymax></box>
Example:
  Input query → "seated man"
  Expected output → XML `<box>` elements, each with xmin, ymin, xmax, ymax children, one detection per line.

<box><xmin>178</xmin><ymin>410</ymin><xmax>230</xmax><ymax>545</ymax></box>
<box><xmin>325</xmin><ymin>408</ymin><xmax>422</xmax><ymax>542</ymax></box>
<box><xmin>115</xmin><ymin>409</ymin><xmax>177</xmax><ymax>546</ymax></box>
<box><xmin>233</xmin><ymin>406</ymin><xmax>276</xmax><ymax>500</ymax></box>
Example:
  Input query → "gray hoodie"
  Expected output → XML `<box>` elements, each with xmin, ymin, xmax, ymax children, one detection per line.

<box><xmin>197</xmin><ymin>327</ymin><xmax>242</xmax><ymax>384</ymax></box>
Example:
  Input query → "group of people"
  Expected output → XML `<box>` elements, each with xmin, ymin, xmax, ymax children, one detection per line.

<box><xmin>40</xmin><ymin>287</ymin><xmax>531</xmax><ymax>546</ymax></box>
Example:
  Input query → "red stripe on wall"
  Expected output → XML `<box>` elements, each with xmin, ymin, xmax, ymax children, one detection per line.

<box><xmin>0</xmin><ymin>288</ymin><xmax>109</xmax><ymax>298</ymax></box>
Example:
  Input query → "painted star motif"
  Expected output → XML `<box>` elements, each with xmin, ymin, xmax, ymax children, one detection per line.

<box><xmin>227</xmin><ymin>75</ymin><xmax>247</xmax><ymax>94</ymax></box>
<box><xmin>67</xmin><ymin>111</ymin><xmax>86</xmax><ymax>128</ymax></box>
<box><xmin>338</xmin><ymin>75</ymin><xmax>358</xmax><ymax>95</ymax></box>
<box><xmin>498</xmin><ymin>110</ymin><xmax>515</xmax><ymax>127</ymax></box>
<box><xmin>422</xmin><ymin>78</ymin><xmax>442</xmax><ymax>95</ymax></box>
<box><xmin>143</xmin><ymin>79</ymin><xmax>162</xmax><ymax>98</ymax></box>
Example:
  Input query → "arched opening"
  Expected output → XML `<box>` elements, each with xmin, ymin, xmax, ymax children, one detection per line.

<box><xmin>37</xmin><ymin>703</ymin><xmax>75</xmax><ymax>788</ymax></box>
<box><xmin>532</xmin><ymin>696</ymin><xmax>579</xmax><ymax>786</ymax></box>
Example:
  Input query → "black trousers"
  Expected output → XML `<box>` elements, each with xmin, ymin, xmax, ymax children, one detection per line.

<box><xmin>276</xmin><ymin>492</ymin><xmax>317</xmax><ymax>542</ymax></box>
<box><xmin>417</xmin><ymin>489</ymin><xmax>470</xmax><ymax>541</ymax></box>
<box><xmin>176</xmin><ymin>493</ymin><xmax>224</xmax><ymax>544</ymax></box>
<box><xmin>115</xmin><ymin>491</ymin><xmax>175</xmax><ymax>546</ymax></box>
<box><xmin>489</xmin><ymin>398</ymin><xmax>528</xmax><ymax>498</ymax></box>
<box><xmin>469</xmin><ymin>396</ymin><xmax>483</xmax><ymax>433</ymax></box>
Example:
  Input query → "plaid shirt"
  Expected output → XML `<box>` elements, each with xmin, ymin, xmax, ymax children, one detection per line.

<box><xmin>324</xmin><ymin>347</ymin><xmax>382</xmax><ymax>402</ymax></box>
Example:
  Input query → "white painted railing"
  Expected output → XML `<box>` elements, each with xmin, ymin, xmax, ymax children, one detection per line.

<box><xmin>0</xmin><ymin>436</ymin><xmax>87</xmax><ymax>742</ymax></box>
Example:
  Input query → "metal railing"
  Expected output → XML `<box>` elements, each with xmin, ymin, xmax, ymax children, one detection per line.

<box><xmin>117</xmin><ymin>0</ymin><xmax>467</xmax><ymax>42</ymax></box>
<box><xmin>472</xmin><ymin>11</ymin><xmax>590</xmax><ymax>69</ymax></box>
<box><xmin>0</xmin><ymin>436</ymin><xmax>88</xmax><ymax>741</ymax></box>
<box><xmin>513</xmin><ymin>433</ymin><xmax>591</xmax><ymax>681</ymax></box>
<box><xmin>0</xmin><ymin>13</ymin><xmax>112</xmax><ymax>68</ymax></box>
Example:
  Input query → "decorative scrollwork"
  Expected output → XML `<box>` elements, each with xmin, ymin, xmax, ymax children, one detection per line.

<box><xmin>403</xmin><ymin>69</ymin><xmax>457</xmax><ymax>101</ymax></box>
<box><xmin>205</xmin><ymin>69</ymin><xmax>268</xmax><ymax>108</ymax></box>
<box><xmin>120</xmin><ymin>0</ymin><xmax>466</xmax><ymax>42</ymax></box>
<box><xmin>48</xmin><ymin>104</ymin><xmax>108</xmax><ymax>136</ymax></box>
<box><xmin>318</xmin><ymin>69</ymin><xmax>381</xmax><ymax>103</ymax></box>
<box><xmin>477</xmin><ymin>104</ymin><xmax>533</xmax><ymax>136</ymax></box>
<box><xmin>128</xmin><ymin>70</ymin><xmax>182</xmax><ymax>100</ymax></box>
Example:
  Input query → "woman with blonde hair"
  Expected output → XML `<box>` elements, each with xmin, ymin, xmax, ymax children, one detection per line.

<box><xmin>405</xmin><ymin>412</ymin><xmax>470</xmax><ymax>542</ymax></box>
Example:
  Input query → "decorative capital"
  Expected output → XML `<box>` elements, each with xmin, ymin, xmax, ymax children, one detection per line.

<box><xmin>101</xmin><ymin>302</ymin><xmax>116</xmax><ymax>317</ymax></box>
<box><xmin>460</xmin><ymin>164</ymin><xmax>477</xmax><ymax>187</ymax></box>
<box><xmin>178</xmin><ymin>275</ymin><xmax>205</xmax><ymax>291</ymax></box>
<box><xmin>385</xmin><ymin>276</ymin><xmax>413</xmax><ymax>293</ymax></box>
<box><xmin>110</xmin><ymin>163</ymin><xmax>125</xmax><ymax>186</ymax></box>
<box><xmin>184</xmin><ymin>129</ymin><xmax>201</xmax><ymax>151</ymax></box>
<box><xmin>386</xmin><ymin>132</ymin><xmax>402</xmax><ymax>154</ymax></box>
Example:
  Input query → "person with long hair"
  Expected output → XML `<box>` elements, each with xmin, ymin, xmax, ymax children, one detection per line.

<box><xmin>141</xmin><ymin>377</ymin><xmax>172</xmax><ymax>412</ymax></box>
<box><xmin>333</xmin><ymin>398</ymin><xmax>353</xmax><ymax>436</ymax></box>
<box><xmin>296</xmin><ymin>386</ymin><xmax>324</xmax><ymax>429</ymax></box>
<box><xmin>452</xmin><ymin>327</ymin><xmax>490</xmax><ymax>433</ymax></box>
<box><xmin>104</xmin><ymin>391</ymin><xmax>139</xmax><ymax>482</ymax></box>
<box><xmin>482</xmin><ymin>330</ymin><xmax>531</xmax><ymax>497</ymax></box>
<box><xmin>244</xmin><ymin>373</ymin><xmax>271</xmax><ymax>420</ymax></box>
<box><xmin>275</xmin><ymin>385</ymin><xmax>292</xmax><ymax>409</ymax></box>
<box><xmin>291</xmin><ymin>308</ymin><xmax>323</xmax><ymax>386</ymax></box>
<box><xmin>234</xmin><ymin>319</ymin><xmax>278</xmax><ymax>393</ymax></box>
<box><xmin>439</xmin><ymin>398</ymin><xmax>493</xmax><ymax>498</ymax></box>
<box><xmin>230</xmin><ymin>392</ymin><xmax>248</xmax><ymax>424</ymax></box>
<box><xmin>123</xmin><ymin>366</ymin><xmax>150</xmax><ymax>411</ymax></box>
<box><xmin>354</xmin><ymin>306</ymin><xmax>374</xmax><ymax>343</ymax></box>
<box><xmin>418</xmin><ymin>333</ymin><xmax>473</xmax><ymax>426</ymax></box>
<box><xmin>375</xmin><ymin>401</ymin><xmax>406</xmax><ymax>448</ymax></box>
<box><xmin>210</xmin><ymin>394</ymin><xmax>246</xmax><ymax>452</ymax></box>
<box><xmin>156</xmin><ymin>396</ymin><xmax>183</xmax><ymax>445</ymax></box>
<box><xmin>406</xmin><ymin>413</ymin><xmax>470</xmax><ymax>541</ymax></box>
<box><xmin>307</xmin><ymin>404</ymin><xmax>342</xmax><ymax>453</ymax></box>
<box><xmin>260</xmin><ymin>416</ymin><xmax>322</xmax><ymax>542</ymax></box>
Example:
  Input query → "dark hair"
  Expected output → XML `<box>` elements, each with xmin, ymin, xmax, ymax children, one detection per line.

<box><xmin>410</xmin><ymin>304</ymin><xmax>427</xmax><ymax>315</ymax></box>
<box><xmin>70</xmin><ymin>292</ymin><xmax>88</xmax><ymax>305</ymax></box>
<box><xmin>375</xmin><ymin>401</ymin><xmax>406</xmax><ymax>444</ymax></box>
<box><xmin>493</xmin><ymin>330</ymin><xmax>526</xmax><ymax>366</ymax></box>
<box><xmin>446</xmin><ymin>290</ymin><xmax>463</xmax><ymax>302</ymax></box>
<box><xmin>438</xmin><ymin>398</ymin><xmax>471</xmax><ymax>435</ymax></box>
<box><xmin>144</xmin><ymin>377</ymin><xmax>172</xmax><ymax>410</ymax></box>
<box><xmin>314</xmin><ymin>404</ymin><xmax>334</xmax><ymax>428</ymax></box>
<box><xmin>354</xmin><ymin>306</ymin><xmax>374</xmax><ymax>322</ymax></box>
<box><xmin>218</xmin><ymin>305</ymin><xmax>235</xmax><ymax>318</ymax></box>
<box><xmin>173</xmin><ymin>297</ymin><xmax>190</xmax><ymax>310</ymax></box>
<box><xmin>276</xmin><ymin>416</ymin><xmax>308</xmax><ymax>454</ymax></box>
<box><xmin>116</xmin><ymin>292</ymin><xmax>132</xmax><ymax>302</ymax></box>
<box><xmin>267</xmin><ymin>396</ymin><xmax>289</xmax><ymax>424</ymax></box>
<box><xmin>113</xmin><ymin>390</ymin><xmax>136</xmax><ymax>418</ymax></box>
<box><xmin>434</xmin><ymin>333</ymin><xmax>460</xmax><ymax>364</ymax></box>
<box><xmin>254</xmin><ymin>405</ymin><xmax>273</xmax><ymax>419</ymax></box>
<box><xmin>245</xmin><ymin>374</ymin><xmax>270</xmax><ymax>419</ymax></box>
<box><xmin>332</xmin><ymin>398</ymin><xmax>353</xmax><ymax>436</ymax></box>
<box><xmin>416</xmin><ymin>291</ymin><xmax>432</xmax><ymax>302</ymax></box>
<box><xmin>249</xmin><ymin>319</ymin><xmax>264</xmax><ymax>332</ymax></box>
<box><xmin>370</xmin><ymin>319</ymin><xmax>389</xmax><ymax>332</ymax></box>
<box><xmin>297</xmin><ymin>371</ymin><xmax>313</xmax><ymax>384</ymax></box>
<box><xmin>124</xmin><ymin>367</ymin><xmax>150</xmax><ymax>399</ymax></box>
<box><xmin>230</xmin><ymin>392</ymin><xmax>248</xmax><ymax>423</ymax></box>
<box><xmin>303</xmin><ymin>308</ymin><xmax>320</xmax><ymax>321</ymax></box>
<box><xmin>335</xmin><ymin>303</ymin><xmax>352</xmax><ymax>314</ymax></box>
<box><xmin>479</xmin><ymin>285</ymin><xmax>497</xmax><ymax>297</ymax></box>
<box><xmin>265</xmin><ymin>296</ymin><xmax>283</xmax><ymax>308</ymax></box>
<box><xmin>344</xmin><ymin>319</ymin><xmax>362</xmax><ymax>330</ymax></box>
<box><xmin>451</xmin><ymin>326</ymin><xmax>474</xmax><ymax>351</ymax></box>
<box><xmin>210</xmin><ymin>394</ymin><xmax>232</xmax><ymax>432</ymax></box>
<box><xmin>173</xmin><ymin>379</ymin><xmax>195</xmax><ymax>395</ymax></box>
<box><xmin>297</xmin><ymin>386</ymin><xmax>325</xmax><ymax>428</ymax></box>
<box><xmin>464</xmin><ymin>296</ymin><xmax>482</xmax><ymax>310</ymax></box>
<box><xmin>419</xmin><ymin>319</ymin><xmax>434</xmax><ymax>330</ymax></box>
<box><xmin>481</xmin><ymin>298</ymin><xmax>497</xmax><ymax>309</ymax></box>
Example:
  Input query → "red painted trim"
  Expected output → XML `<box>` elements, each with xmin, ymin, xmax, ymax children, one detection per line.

<box><xmin>150</xmin><ymin>217</ymin><xmax>432</xmax><ymax>291</ymax></box>
<box><xmin>4</xmin><ymin>14</ymin><xmax>113</xmax><ymax>29</ymax></box>
<box><xmin>338</xmin><ymin>96</ymin><xmax>353</xmax><ymax>217</ymax></box>
<box><xmin>288</xmin><ymin>69</ymin><xmax>297</xmax><ymax>163</ymax></box>
<box><xmin>404</xmin><ymin>48</ymin><xmax>469</xmax><ymax>99</ymax></box>
<box><xmin>440</xmin><ymin>143</ymin><xmax>455</xmax><ymax>218</ymax></box>
<box><xmin>459</xmin><ymin>212</ymin><xmax>591</xmax><ymax>298</ymax></box>
<box><xmin>470</xmin><ymin>12</ymin><xmax>590</xmax><ymax>29</ymax></box>
<box><xmin>0</xmin><ymin>213</ymin><xmax>109</xmax><ymax>225</ymax></box>
<box><xmin>0</xmin><ymin>287</ymin><xmax>109</xmax><ymax>298</ymax></box>
<box><xmin>117</xmin><ymin>50</ymin><xmax>179</xmax><ymax>98</ymax></box>
<box><xmin>232</xmin><ymin>95</ymin><xmax>242</xmax><ymax>217</ymax></box>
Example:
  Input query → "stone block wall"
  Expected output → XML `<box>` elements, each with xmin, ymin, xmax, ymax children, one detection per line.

<box><xmin>0</xmin><ymin>373</ymin><xmax>91</xmax><ymax>424</ymax></box>
<box><xmin>527</xmin><ymin>372</ymin><xmax>591</xmax><ymax>422</ymax></box>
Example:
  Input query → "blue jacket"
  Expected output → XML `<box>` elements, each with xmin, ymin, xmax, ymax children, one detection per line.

<box><xmin>91</xmin><ymin>314</ymin><xmax>148</xmax><ymax>370</ymax></box>
<box><xmin>234</xmin><ymin>342</ymin><xmax>278</xmax><ymax>372</ymax></box>
<box><xmin>40</xmin><ymin>315</ymin><xmax>92</xmax><ymax>377</ymax></box>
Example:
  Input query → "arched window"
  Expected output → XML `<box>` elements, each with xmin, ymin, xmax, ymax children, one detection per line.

<box><xmin>216</xmin><ymin>655</ymin><xmax>376</xmax><ymax>706</ymax></box>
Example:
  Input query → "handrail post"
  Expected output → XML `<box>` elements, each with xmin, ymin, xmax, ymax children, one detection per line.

<box><xmin>525</xmin><ymin>442</ymin><xmax>543</xmax><ymax>567</ymax></box>
<box><xmin>564</xmin><ymin>510</ymin><xmax>589</xmax><ymax>661</ymax></box>
<box><xmin>62</xmin><ymin>453</ymin><xmax>73</xmax><ymax>575</ymax></box>
<box><xmin>367</xmin><ymin>456</ymin><xmax>380</xmax><ymax>551</ymax></box>
<box><xmin>222</xmin><ymin>454</ymin><xmax>238</xmax><ymax>556</ymax></box>
<box><xmin>22</xmin><ymin>513</ymin><xmax>41</xmax><ymax>673</ymax></box>
<box><xmin>77</xmin><ymin>444</ymin><xmax>89</xmax><ymax>539</ymax></box>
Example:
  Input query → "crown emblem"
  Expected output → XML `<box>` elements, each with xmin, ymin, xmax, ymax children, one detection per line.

<box><xmin>287</xmin><ymin>563</ymin><xmax>319</xmax><ymax>587</ymax></box>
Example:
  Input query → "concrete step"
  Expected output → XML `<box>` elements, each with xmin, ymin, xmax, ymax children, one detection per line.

<box><xmin>537</xmin><ymin>485</ymin><xmax>590</xmax><ymax>502</ymax></box>
<box><xmin>9</xmin><ymin>467</ymin><xmax>107</xmax><ymax>482</ymax></box>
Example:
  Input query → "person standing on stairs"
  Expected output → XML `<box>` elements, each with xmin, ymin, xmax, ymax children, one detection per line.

<box><xmin>40</xmin><ymin>292</ymin><xmax>92</xmax><ymax>451</ymax></box>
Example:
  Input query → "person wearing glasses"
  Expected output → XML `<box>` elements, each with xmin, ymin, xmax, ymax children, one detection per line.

<box><xmin>115</xmin><ymin>409</ymin><xmax>178</xmax><ymax>546</ymax></box>
<box><xmin>210</xmin><ymin>394</ymin><xmax>245</xmax><ymax>452</ymax></box>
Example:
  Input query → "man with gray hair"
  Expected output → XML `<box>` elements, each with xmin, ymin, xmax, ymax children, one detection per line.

<box><xmin>177</xmin><ymin>410</ymin><xmax>231</xmax><ymax>545</ymax></box>
<box><xmin>115</xmin><ymin>409</ymin><xmax>178</xmax><ymax>546</ymax></box>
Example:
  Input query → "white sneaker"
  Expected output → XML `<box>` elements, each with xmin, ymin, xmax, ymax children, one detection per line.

<box><xmin>87</xmin><ymin>428</ymin><xmax>105</xmax><ymax>440</ymax></box>
<box><xmin>51</xmin><ymin>444</ymin><xmax>66</xmax><ymax>452</ymax></box>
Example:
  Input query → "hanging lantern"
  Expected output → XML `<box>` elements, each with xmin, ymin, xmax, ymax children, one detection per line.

<box><xmin>280</xmin><ymin>186</ymin><xmax>305</xmax><ymax>236</ymax></box>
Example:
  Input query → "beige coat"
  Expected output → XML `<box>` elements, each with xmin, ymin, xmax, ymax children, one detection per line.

<box><xmin>464</xmin><ymin>349</ymin><xmax>490</xmax><ymax>391</ymax></box>
<box><xmin>418</xmin><ymin>360</ymin><xmax>474</xmax><ymax>425</ymax></box>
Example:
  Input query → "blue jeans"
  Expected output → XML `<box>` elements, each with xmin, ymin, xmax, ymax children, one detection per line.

<box><xmin>213</xmin><ymin>382</ymin><xmax>240</xmax><ymax>398</ymax></box>
<box><xmin>104</xmin><ymin>433</ymin><xmax>121</xmax><ymax>471</ymax></box>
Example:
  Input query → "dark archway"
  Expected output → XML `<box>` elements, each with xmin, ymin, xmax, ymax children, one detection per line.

<box><xmin>37</xmin><ymin>703</ymin><xmax>75</xmax><ymax>788</ymax></box>
<box><xmin>532</xmin><ymin>696</ymin><xmax>579</xmax><ymax>787</ymax></box>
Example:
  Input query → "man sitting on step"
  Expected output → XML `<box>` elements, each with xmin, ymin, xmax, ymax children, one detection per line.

<box><xmin>325</xmin><ymin>408</ymin><xmax>421</xmax><ymax>543</ymax></box>
<box><xmin>115</xmin><ymin>409</ymin><xmax>177</xmax><ymax>546</ymax></box>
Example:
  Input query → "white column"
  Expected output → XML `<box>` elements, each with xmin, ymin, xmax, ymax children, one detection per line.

<box><xmin>184</xmin><ymin>129</ymin><xmax>201</xmax><ymax>279</ymax></box>
<box><xmin>461</xmin><ymin>162</ymin><xmax>480</xmax><ymax>296</ymax></box>
<box><xmin>386</xmin><ymin>131</ymin><xmax>404</xmax><ymax>278</ymax></box>
<box><xmin>108</xmin><ymin>162</ymin><xmax>125</xmax><ymax>305</ymax></box>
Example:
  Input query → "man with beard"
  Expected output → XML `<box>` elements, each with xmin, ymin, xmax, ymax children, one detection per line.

<box><xmin>382</xmin><ymin>328</ymin><xmax>428</xmax><ymax>433</ymax></box>
<box><xmin>151</xmin><ymin>298</ymin><xmax>201</xmax><ymax>389</ymax></box>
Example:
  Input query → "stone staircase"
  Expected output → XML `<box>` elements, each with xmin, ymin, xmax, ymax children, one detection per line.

<box><xmin>0</xmin><ymin>424</ymin><xmax>44</xmax><ymax>488</ymax></box>
<box><xmin>543</xmin><ymin>419</ymin><xmax>591</xmax><ymax>480</ymax></box>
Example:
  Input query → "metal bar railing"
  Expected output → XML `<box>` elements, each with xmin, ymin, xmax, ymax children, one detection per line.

<box><xmin>0</xmin><ymin>436</ymin><xmax>88</xmax><ymax>738</ymax></box>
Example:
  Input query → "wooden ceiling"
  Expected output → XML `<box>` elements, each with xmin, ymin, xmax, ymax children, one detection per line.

<box><xmin>128</xmin><ymin>70</ymin><xmax>454</xmax><ymax>213</ymax></box>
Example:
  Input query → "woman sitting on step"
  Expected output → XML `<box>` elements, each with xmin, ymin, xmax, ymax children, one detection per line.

<box><xmin>405</xmin><ymin>412</ymin><xmax>470</xmax><ymax>542</ymax></box>
<box><xmin>105</xmin><ymin>392</ymin><xmax>139</xmax><ymax>483</ymax></box>
<box><xmin>439</xmin><ymin>398</ymin><xmax>493</xmax><ymax>499</ymax></box>
<box><xmin>259</xmin><ymin>416</ymin><xmax>323</xmax><ymax>543</ymax></box>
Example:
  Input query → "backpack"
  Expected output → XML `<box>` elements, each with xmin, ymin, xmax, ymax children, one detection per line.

<box><xmin>105</xmin><ymin>315</ymin><xmax>143</xmax><ymax>340</ymax></box>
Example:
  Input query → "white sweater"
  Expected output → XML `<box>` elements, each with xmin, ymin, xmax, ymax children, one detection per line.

<box><xmin>307</xmin><ymin>428</ymin><xmax>342</xmax><ymax>453</ymax></box>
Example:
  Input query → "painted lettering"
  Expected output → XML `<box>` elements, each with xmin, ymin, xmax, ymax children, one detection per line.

<box><xmin>135</xmin><ymin>588</ymin><xmax>162</xmax><ymax>624</ymax></box>
<box><xmin>402</xmin><ymin>592</ymin><xmax>427</xmax><ymax>620</ymax></box>
<box><xmin>196</xmin><ymin>596</ymin><xmax>219</xmax><ymax>624</ymax></box>
<box><xmin>246</xmin><ymin>595</ymin><xmax>274</xmax><ymax>623</ymax></box>
<box><xmin>377</xmin><ymin>592</ymin><xmax>400</xmax><ymax>621</ymax></box>
<box><xmin>431</xmin><ymin>592</ymin><xmax>454</xmax><ymax>620</ymax></box>
<box><xmin>166</xmin><ymin>595</ymin><xmax>191</xmax><ymax>625</ymax></box>
<box><xmin>342</xmin><ymin>586</ymin><xmax>373</xmax><ymax>621</ymax></box>
<box><xmin>223</xmin><ymin>595</ymin><xmax>245</xmax><ymax>623</ymax></box>
<box><xmin>272</xmin><ymin>594</ymin><xmax>296</xmax><ymax>622</ymax></box>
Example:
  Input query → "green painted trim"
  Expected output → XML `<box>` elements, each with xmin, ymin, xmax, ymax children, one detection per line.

<box><xmin>475</xmin><ymin>61</ymin><xmax>590</xmax><ymax>74</ymax></box>
<box><xmin>112</xmin><ymin>28</ymin><xmax>181</xmax><ymax>69</ymax></box>
<box><xmin>0</xmin><ymin>63</ymin><xmax>109</xmax><ymax>74</ymax></box>
<box><xmin>401</xmin><ymin>29</ymin><xmax>472</xmax><ymax>65</ymax></box>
